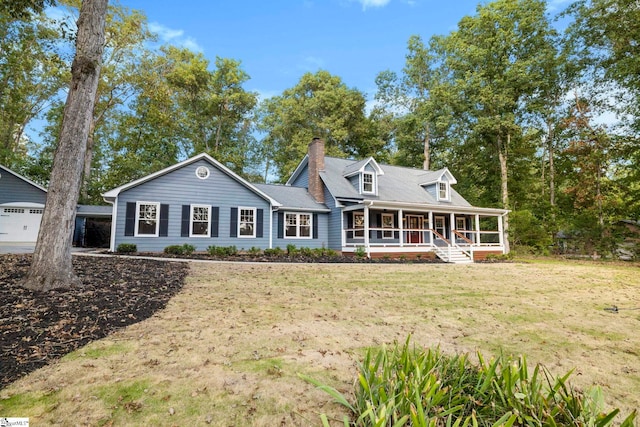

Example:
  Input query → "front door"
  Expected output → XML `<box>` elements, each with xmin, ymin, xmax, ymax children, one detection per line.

<box><xmin>406</xmin><ymin>215</ymin><xmax>423</xmax><ymax>244</ymax></box>
<box><xmin>434</xmin><ymin>216</ymin><xmax>447</xmax><ymax>241</ymax></box>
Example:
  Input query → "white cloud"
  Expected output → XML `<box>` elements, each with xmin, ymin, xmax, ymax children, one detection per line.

<box><xmin>355</xmin><ymin>0</ymin><xmax>391</xmax><ymax>10</ymax></box>
<box><xmin>148</xmin><ymin>22</ymin><xmax>204</xmax><ymax>52</ymax></box>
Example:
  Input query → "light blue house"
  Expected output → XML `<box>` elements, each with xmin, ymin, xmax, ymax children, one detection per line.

<box><xmin>104</xmin><ymin>138</ymin><xmax>508</xmax><ymax>262</ymax></box>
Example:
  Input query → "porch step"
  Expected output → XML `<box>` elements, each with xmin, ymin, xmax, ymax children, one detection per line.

<box><xmin>435</xmin><ymin>246</ymin><xmax>473</xmax><ymax>264</ymax></box>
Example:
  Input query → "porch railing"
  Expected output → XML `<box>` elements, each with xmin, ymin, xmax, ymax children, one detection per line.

<box><xmin>343</xmin><ymin>227</ymin><xmax>502</xmax><ymax>248</ymax></box>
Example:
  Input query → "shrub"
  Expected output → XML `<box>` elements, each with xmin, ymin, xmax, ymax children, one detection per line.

<box><xmin>206</xmin><ymin>245</ymin><xmax>237</xmax><ymax>256</ymax></box>
<box><xmin>164</xmin><ymin>243</ymin><xmax>196</xmax><ymax>255</ymax></box>
<box><xmin>286</xmin><ymin>243</ymin><xmax>298</xmax><ymax>256</ymax></box>
<box><xmin>248</xmin><ymin>246</ymin><xmax>262</xmax><ymax>255</ymax></box>
<box><xmin>181</xmin><ymin>243</ymin><xmax>195</xmax><ymax>255</ymax></box>
<box><xmin>299</xmin><ymin>247</ymin><xmax>314</xmax><ymax>257</ymax></box>
<box><xmin>264</xmin><ymin>247</ymin><xmax>284</xmax><ymax>257</ymax></box>
<box><xmin>354</xmin><ymin>246</ymin><xmax>366</xmax><ymax>258</ymax></box>
<box><xmin>116</xmin><ymin>243</ymin><xmax>137</xmax><ymax>253</ymax></box>
<box><xmin>164</xmin><ymin>245</ymin><xmax>185</xmax><ymax>255</ymax></box>
<box><xmin>301</xmin><ymin>336</ymin><xmax>636</xmax><ymax>427</ymax></box>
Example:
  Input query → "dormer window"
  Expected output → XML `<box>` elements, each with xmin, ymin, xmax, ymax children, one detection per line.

<box><xmin>362</xmin><ymin>172</ymin><xmax>374</xmax><ymax>194</ymax></box>
<box><xmin>438</xmin><ymin>182</ymin><xmax>450</xmax><ymax>201</ymax></box>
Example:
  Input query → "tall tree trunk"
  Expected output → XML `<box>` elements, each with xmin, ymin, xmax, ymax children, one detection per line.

<box><xmin>499</xmin><ymin>133</ymin><xmax>510</xmax><ymax>253</ymax></box>
<box><xmin>22</xmin><ymin>0</ymin><xmax>108</xmax><ymax>292</ymax></box>
<box><xmin>423</xmin><ymin>123</ymin><xmax>430</xmax><ymax>170</ymax></box>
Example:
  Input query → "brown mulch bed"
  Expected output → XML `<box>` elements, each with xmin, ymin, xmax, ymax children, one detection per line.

<box><xmin>0</xmin><ymin>254</ymin><xmax>189</xmax><ymax>389</ymax></box>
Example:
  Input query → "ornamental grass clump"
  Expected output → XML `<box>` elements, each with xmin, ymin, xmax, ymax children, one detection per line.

<box><xmin>301</xmin><ymin>336</ymin><xmax>636</xmax><ymax>427</ymax></box>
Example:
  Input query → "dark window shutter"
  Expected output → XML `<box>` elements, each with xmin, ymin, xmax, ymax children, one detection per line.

<box><xmin>277</xmin><ymin>212</ymin><xmax>284</xmax><ymax>239</ymax></box>
<box><xmin>211</xmin><ymin>206</ymin><xmax>219</xmax><ymax>237</ymax></box>
<box><xmin>124</xmin><ymin>202</ymin><xmax>136</xmax><ymax>236</ymax></box>
<box><xmin>256</xmin><ymin>209</ymin><xmax>264</xmax><ymax>238</ymax></box>
<box><xmin>313</xmin><ymin>213</ymin><xmax>318</xmax><ymax>239</ymax></box>
<box><xmin>230</xmin><ymin>207</ymin><xmax>238</xmax><ymax>237</ymax></box>
<box><xmin>181</xmin><ymin>205</ymin><xmax>190</xmax><ymax>237</ymax></box>
<box><xmin>159</xmin><ymin>204</ymin><xmax>169</xmax><ymax>237</ymax></box>
<box><xmin>377</xmin><ymin>213</ymin><xmax>382</xmax><ymax>239</ymax></box>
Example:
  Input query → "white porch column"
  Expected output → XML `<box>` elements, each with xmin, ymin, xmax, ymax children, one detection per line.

<box><xmin>498</xmin><ymin>214</ymin><xmax>504</xmax><ymax>250</ymax></box>
<box><xmin>428</xmin><ymin>211</ymin><xmax>433</xmax><ymax>245</ymax></box>
<box><xmin>364</xmin><ymin>204</ymin><xmax>370</xmax><ymax>257</ymax></box>
<box><xmin>475</xmin><ymin>214</ymin><xmax>480</xmax><ymax>246</ymax></box>
<box><xmin>450</xmin><ymin>212</ymin><xmax>455</xmax><ymax>242</ymax></box>
<box><xmin>399</xmin><ymin>208</ymin><xmax>404</xmax><ymax>247</ymax></box>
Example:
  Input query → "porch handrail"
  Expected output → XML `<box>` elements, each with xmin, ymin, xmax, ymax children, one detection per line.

<box><xmin>430</xmin><ymin>229</ymin><xmax>450</xmax><ymax>245</ymax></box>
<box><xmin>452</xmin><ymin>230</ymin><xmax>474</xmax><ymax>245</ymax></box>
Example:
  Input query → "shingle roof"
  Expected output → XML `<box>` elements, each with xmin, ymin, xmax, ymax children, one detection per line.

<box><xmin>321</xmin><ymin>157</ymin><xmax>472</xmax><ymax>207</ymax></box>
<box><xmin>253</xmin><ymin>183</ymin><xmax>330</xmax><ymax>211</ymax></box>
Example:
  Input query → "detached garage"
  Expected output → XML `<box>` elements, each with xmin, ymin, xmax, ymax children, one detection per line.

<box><xmin>0</xmin><ymin>165</ymin><xmax>47</xmax><ymax>243</ymax></box>
<box><xmin>0</xmin><ymin>164</ymin><xmax>112</xmax><ymax>245</ymax></box>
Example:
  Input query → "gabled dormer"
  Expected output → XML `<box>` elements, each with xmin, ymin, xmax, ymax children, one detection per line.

<box><xmin>420</xmin><ymin>168</ymin><xmax>457</xmax><ymax>202</ymax></box>
<box><xmin>343</xmin><ymin>157</ymin><xmax>384</xmax><ymax>196</ymax></box>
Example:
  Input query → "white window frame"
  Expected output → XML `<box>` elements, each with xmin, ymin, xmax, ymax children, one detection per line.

<box><xmin>456</xmin><ymin>217</ymin><xmax>466</xmax><ymax>232</ymax></box>
<box><xmin>438</xmin><ymin>182</ymin><xmax>450</xmax><ymax>201</ymax></box>
<box><xmin>285</xmin><ymin>212</ymin><xmax>312</xmax><ymax>239</ymax></box>
<box><xmin>362</xmin><ymin>171</ymin><xmax>375</xmax><ymax>194</ymax></box>
<box><xmin>190</xmin><ymin>204</ymin><xmax>211</xmax><ymax>237</ymax></box>
<box><xmin>353</xmin><ymin>212</ymin><xmax>365</xmax><ymax>238</ymax></box>
<box><xmin>238</xmin><ymin>207</ymin><xmax>256</xmax><ymax>238</ymax></box>
<box><xmin>381</xmin><ymin>213</ymin><xmax>394</xmax><ymax>239</ymax></box>
<box><xmin>135</xmin><ymin>201</ymin><xmax>160</xmax><ymax>237</ymax></box>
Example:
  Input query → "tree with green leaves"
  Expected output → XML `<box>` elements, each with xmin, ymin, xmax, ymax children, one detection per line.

<box><xmin>429</xmin><ymin>0</ymin><xmax>558</xmax><ymax>252</ymax></box>
<box><xmin>22</xmin><ymin>0</ymin><xmax>108</xmax><ymax>291</ymax></box>
<box><xmin>259</xmin><ymin>70</ymin><xmax>384</xmax><ymax>181</ymax></box>
<box><xmin>0</xmin><ymin>12</ymin><xmax>67</xmax><ymax>166</ymax></box>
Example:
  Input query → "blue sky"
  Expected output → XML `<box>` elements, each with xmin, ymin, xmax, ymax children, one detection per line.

<box><xmin>123</xmin><ymin>0</ymin><xmax>570</xmax><ymax>103</ymax></box>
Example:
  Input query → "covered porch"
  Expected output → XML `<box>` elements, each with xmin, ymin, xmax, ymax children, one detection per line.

<box><xmin>341</xmin><ymin>201</ymin><xmax>507</xmax><ymax>263</ymax></box>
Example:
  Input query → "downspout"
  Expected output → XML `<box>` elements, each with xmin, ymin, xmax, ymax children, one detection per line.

<box><xmin>269</xmin><ymin>207</ymin><xmax>275</xmax><ymax>249</ymax></box>
<box><xmin>103</xmin><ymin>195</ymin><xmax>117</xmax><ymax>252</ymax></box>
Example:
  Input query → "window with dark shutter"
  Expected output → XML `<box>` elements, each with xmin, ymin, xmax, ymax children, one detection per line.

<box><xmin>313</xmin><ymin>213</ymin><xmax>318</xmax><ymax>239</ymax></box>
<box><xmin>159</xmin><ymin>204</ymin><xmax>169</xmax><ymax>237</ymax></box>
<box><xmin>277</xmin><ymin>212</ymin><xmax>284</xmax><ymax>239</ymax></box>
<box><xmin>124</xmin><ymin>202</ymin><xmax>136</xmax><ymax>236</ymax></box>
<box><xmin>181</xmin><ymin>205</ymin><xmax>190</xmax><ymax>237</ymax></box>
<box><xmin>211</xmin><ymin>206</ymin><xmax>219</xmax><ymax>237</ymax></box>
<box><xmin>256</xmin><ymin>209</ymin><xmax>264</xmax><ymax>238</ymax></box>
<box><xmin>230</xmin><ymin>207</ymin><xmax>238</xmax><ymax>237</ymax></box>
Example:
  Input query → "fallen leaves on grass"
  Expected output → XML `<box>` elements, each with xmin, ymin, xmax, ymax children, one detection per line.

<box><xmin>0</xmin><ymin>254</ymin><xmax>188</xmax><ymax>389</ymax></box>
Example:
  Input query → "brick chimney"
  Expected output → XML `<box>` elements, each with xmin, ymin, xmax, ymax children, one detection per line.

<box><xmin>308</xmin><ymin>137</ymin><xmax>325</xmax><ymax>203</ymax></box>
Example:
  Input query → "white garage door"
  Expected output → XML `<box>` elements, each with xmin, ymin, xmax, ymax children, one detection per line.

<box><xmin>0</xmin><ymin>206</ymin><xmax>44</xmax><ymax>242</ymax></box>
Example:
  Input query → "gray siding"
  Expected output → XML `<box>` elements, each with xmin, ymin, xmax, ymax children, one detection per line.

<box><xmin>325</xmin><ymin>186</ymin><xmax>343</xmax><ymax>250</ymax></box>
<box><xmin>290</xmin><ymin>164</ymin><xmax>309</xmax><ymax>188</ymax></box>
<box><xmin>114</xmin><ymin>159</ymin><xmax>271</xmax><ymax>252</ymax></box>
<box><xmin>271</xmin><ymin>211</ymin><xmax>329</xmax><ymax>249</ymax></box>
<box><xmin>0</xmin><ymin>169</ymin><xmax>47</xmax><ymax>205</ymax></box>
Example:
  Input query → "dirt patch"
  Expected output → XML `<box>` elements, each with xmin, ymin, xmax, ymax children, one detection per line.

<box><xmin>0</xmin><ymin>254</ymin><xmax>188</xmax><ymax>389</ymax></box>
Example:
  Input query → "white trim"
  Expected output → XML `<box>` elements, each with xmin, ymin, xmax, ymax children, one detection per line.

<box><xmin>0</xmin><ymin>164</ymin><xmax>48</xmax><ymax>193</ymax></box>
<box><xmin>361</xmin><ymin>171</ymin><xmax>375</xmax><ymax>195</ymax></box>
<box><xmin>353</xmin><ymin>212</ymin><xmax>365</xmax><ymax>238</ymax></box>
<box><xmin>102</xmin><ymin>153</ymin><xmax>280</xmax><ymax>208</ymax></box>
<box><xmin>195</xmin><ymin>166</ymin><xmax>210</xmax><ymax>180</ymax></box>
<box><xmin>190</xmin><ymin>204</ymin><xmax>211</xmax><ymax>237</ymax></box>
<box><xmin>381</xmin><ymin>213</ymin><xmax>394</xmax><ymax>239</ymax></box>
<box><xmin>0</xmin><ymin>202</ymin><xmax>45</xmax><ymax>208</ymax></box>
<box><xmin>284</xmin><ymin>211</ymin><xmax>312</xmax><ymax>239</ymax></box>
<box><xmin>238</xmin><ymin>206</ymin><xmax>256</xmax><ymax>238</ymax></box>
<box><xmin>438</xmin><ymin>182</ymin><xmax>450</xmax><ymax>202</ymax></box>
<box><xmin>108</xmin><ymin>196</ymin><xmax>117</xmax><ymax>252</ymax></box>
<box><xmin>134</xmin><ymin>201</ymin><xmax>160</xmax><ymax>237</ymax></box>
<box><xmin>434</xmin><ymin>215</ymin><xmax>446</xmax><ymax>238</ymax></box>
